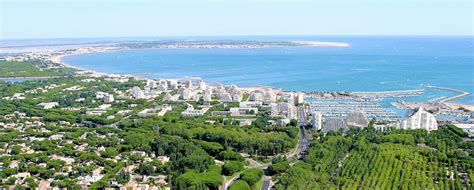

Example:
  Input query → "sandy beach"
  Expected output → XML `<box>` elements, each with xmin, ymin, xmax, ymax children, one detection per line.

<box><xmin>49</xmin><ymin>53</ymin><xmax>111</xmax><ymax>77</ymax></box>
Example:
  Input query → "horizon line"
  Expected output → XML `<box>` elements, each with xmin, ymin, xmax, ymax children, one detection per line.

<box><xmin>2</xmin><ymin>34</ymin><xmax>473</xmax><ymax>41</ymax></box>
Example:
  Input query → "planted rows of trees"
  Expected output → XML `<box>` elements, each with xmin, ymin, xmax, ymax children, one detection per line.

<box><xmin>275</xmin><ymin>125</ymin><xmax>473</xmax><ymax>189</ymax></box>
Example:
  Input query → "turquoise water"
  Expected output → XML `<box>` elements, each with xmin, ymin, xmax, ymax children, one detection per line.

<box><xmin>61</xmin><ymin>36</ymin><xmax>474</xmax><ymax>105</ymax></box>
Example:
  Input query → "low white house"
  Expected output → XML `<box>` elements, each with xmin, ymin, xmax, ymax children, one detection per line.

<box><xmin>38</xmin><ymin>102</ymin><xmax>59</xmax><ymax>109</ymax></box>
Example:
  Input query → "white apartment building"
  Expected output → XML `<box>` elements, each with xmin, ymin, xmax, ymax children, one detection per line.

<box><xmin>311</xmin><ymin>112</ymin><xmax>322</xmax><ymax>130</ymax></box>
<box><xmin>398</xmin><ymin>107</ymin><xmax>438</xmax><ymax>131</ymax></box>
<box><xmin>131</xmin><ymin>86</ymin><xmax>145</xmax><ymax>99</ymax></box>
<box><xmin>271</xmin><ymin>102</ymin><xmax>296</xmax><ymax>119</ymax></box>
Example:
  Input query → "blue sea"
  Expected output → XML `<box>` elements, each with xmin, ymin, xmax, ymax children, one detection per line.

<box><xmin>60</xmin><ymin>36</ymin><xmax>473</xmax><ymax>105</ymax></box>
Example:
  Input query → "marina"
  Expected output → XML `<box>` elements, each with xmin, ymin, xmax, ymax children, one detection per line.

<box><xmin>309</xmin><ymin>100</ymin><xmax>399</xmax><ymax>121</ymax></box>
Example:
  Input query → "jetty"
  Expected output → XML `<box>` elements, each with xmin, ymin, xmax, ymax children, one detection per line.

<box><xmin>350</xmin><ymin>89</ymin><xmax>424</xmax><ymax>98</ymax></box>
<box><xmin>351</xmin><ymin>89</ymin><xmax>424</xmax><ymax>95</ymax></box>
<box><xmin>425</xmin><ymin>85</ymin><xmax>470</xmax><ymax>103</ymax></box>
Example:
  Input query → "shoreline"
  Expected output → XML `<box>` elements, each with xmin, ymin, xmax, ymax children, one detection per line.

<box><xmin>45</xmin><ymin>45</ymin><xmax>473</xmax><ymax>109</ymax></box>
<box><xmin>50</xmin><ymin>53</ymin><xmax>118</xmax><ymax>77</ymax></box>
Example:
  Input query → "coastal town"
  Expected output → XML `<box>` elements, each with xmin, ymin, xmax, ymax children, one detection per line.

<box><xmin>0</xmin><ymin>46</ymin><xmax>473</xmax><ymax>189</ymax></box>
<box><xmin>2</xmin><ymin>0</ymin><xmax>473</xmax><ymax>188</ymax></box>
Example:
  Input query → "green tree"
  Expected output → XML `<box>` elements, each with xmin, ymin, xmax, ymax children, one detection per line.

<box><xmin>137</xmin><ymin>163</ymin><xmax>154</xmax><ymax>176</ymax></box>
<box><xmin>229</xmin><ymin>180</ymin><xmax>250</xmax><ymax>190</ymax></box>
<box><xmin>100</xmin><ymin>147</ymin><xmax>119</xmax><ymax>158</ymax></box>
<box><xmin>222</xmin><ymin>161</ymin><xmax>244</xmax><ymax>176</ymax></box>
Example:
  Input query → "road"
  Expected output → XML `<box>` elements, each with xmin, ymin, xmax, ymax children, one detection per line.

<box><xmin>224</xmin><ymin>173</ymin><xmax>241</xmax><ymax>190</ymax></box>
<box><xmin>260</xmin><ymin>127</ymin><xmax>311</xmax><ymax>190</ymax></box>
<box><xmin>222</xmin><ymin>158</ymin><xmax>269</xmax><ymax>190</ymax></box>
<box><xmin>223</xmin><ymin>126</ymin><xmax>312</xmax><ymax>190</ymax></box>
<box><xmin>297</xmin><ymin>106</ymin><xmax>309</xmax><ymax>126</ymax></box>
<box><xmin>289</xmin><ymin>126</ymin><xmax>310</xmax><ymax>165</ymax></box>
<box><xmin>261</xmin><ymin>175</ymin><xmax>273</xmax><ymax>190</ymax></box>
<box><xmin>246</xmin><ymin>158</ymin><xmax>269</xmax><ymax>169</ymax></box>
<box><xmin>227</xmin><ymin>110</ymin><xmax>313</xmax><ymax>190</ymax></box>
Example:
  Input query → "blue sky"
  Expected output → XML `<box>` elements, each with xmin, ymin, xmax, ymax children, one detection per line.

<box><xmin>1</xmin><ymin>0</ymin><xmax>472</xmax><ymax>39</ymax></box>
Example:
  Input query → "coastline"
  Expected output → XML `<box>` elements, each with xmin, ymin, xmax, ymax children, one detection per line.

<box><xmin>45</xmin><ymin>43</ymin><xmax>473</xmax><ymax>110</ymax></box>
<box><xmin>50</xmin><ymin>53</ymin><xmax>115</xmax><ymax>77</ymax></box>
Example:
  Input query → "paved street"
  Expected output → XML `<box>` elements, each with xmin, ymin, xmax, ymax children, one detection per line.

<box><xmin>261</xmin><ymin>176</ymin><xmax>272</xmax><ymax>190</ymax></box>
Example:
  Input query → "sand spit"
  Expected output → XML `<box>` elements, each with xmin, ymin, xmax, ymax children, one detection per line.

<box><xmin>291</xmin><ymin>41</ymin><xmax>350</xmax><ymax>47</ymax></box>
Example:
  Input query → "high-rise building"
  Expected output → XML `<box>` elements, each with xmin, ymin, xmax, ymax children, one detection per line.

<box><xmin>398</xmin><ymin>107</ymin><xmax>438</xmax><ymax>131</ymax></box>
<box><xmin>183</xmin><ymin>80</ymin><xmax>192</xmax><ymax>88</ymax></box>
<box><xmin>156</xmin><ymin>84</ymin><xmax>167</xmax><ymax>92</ymax></box>
<box><xmin>270</xmin><ymin>102</ymin><xmax>296</xmax><ymax>119</ymax></box>
<box><xmin>197</xmin><ymin>79</ymin><xmax>207</xmax><ymax>90</ymax></box>
<box><xmin>181</xmin><ymin>89</ymin><xmax>196</xmax><ymax>100</ymax></box>
<box><xmin>146</xmin><ymin>80</ymin><xmax>158</xmax><ymax>89</ymax></box>
<box><xmin>219</xmin><ymin>92</ymin><xmax>233</xmax><ymax>102</ymax></box>
<box><xmin>203</xmin><ymin>93</ymin><xmax>212</xmax><ymax>102</ymax></box>
<box><xmin>166</xmin><ymin>79</ymin><xmax>178</xmax><ymax>90</ymax></box>
<box><xmin>346</xmin><ymin>111</ymin><xmax>369</xmax><ymax>128</ymax></box>
<box><xmin>295</xmin><ymin>92</ymin><xmax>305</xmax><ymax>105</ymax></box>
<box><xmin>311</xmin><ymin>112</ymin><xmax>322</xmax><ymax>130</ymax></box>
<box><xmin>249</xmin><ymin>92</ymin><xmax>263</xmax><ymax>102</ymax></box>
<box><xmin>263</xmin><ymin>90</ymin><xmax>276</xmax><ymax>105</ymax></box>
<box><xmin>131</xmin><ymin>86</ymin><xmax>145</xmax><ymax>99</ymax></box>
<box><xmin>323</xmin><ymin>118</ymin><xmax>348</xmax><ymax>134</ymax></box>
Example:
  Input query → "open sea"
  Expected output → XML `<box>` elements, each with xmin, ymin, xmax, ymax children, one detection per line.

<box><xmin>60</xmin><ymin>36</ymin><xmax>474</xmax><ymax>105</ymax></box>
